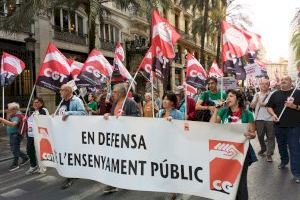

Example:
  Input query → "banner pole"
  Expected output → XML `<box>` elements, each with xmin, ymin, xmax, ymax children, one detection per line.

<box><xmin>185</xmin><ymin>89</ymin><xmax>187</xmax><ymax>120</ymax></box>
<box><xmin>278</xmin><ymin>78</ymin><xmax>299</xmax><ymax>120</ymax></box>
<box><xmin>120</xmin><ymin>68</ymin><xmax>141</xmax><ymax>115</ymax></box>
<box><xmin>54</xmin><ymin>99</ymin><xmax>64</xmax><ymax>116</ymax></box>
<box><xmin>2</xmin><ymin>86</ymin><xmax>4</xmax><ymax>126</ymax></box>
<box><xmin>220</xmin><ymin>76</ymin><xmax>223</xmax><ymax>100</ymax></box>
<box><xmin>151</xmin><ymin>73</ymin><xmax>155</xmax><ymax>118</ymax></box>
<box><xmin>20</xmin><ymin>83</ymin><xmax>36</xmax><ymax>133</ymax></box>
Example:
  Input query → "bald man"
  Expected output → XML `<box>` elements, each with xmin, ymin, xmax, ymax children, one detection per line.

<box><xmin>58</xmin><ymin>84</ymin><xmax>86</xmax><ymax>120</ymax></box>
<box><xmin>58</xmin><ymin>84</ymin><xmax>86</xmax><ymax>189</ymax></box>
<box><xmin>250</xmin><ymin>78</ymin><xmax>275</xmax><ymax>162</ymax></box>
<box><xmin>267</xmin><ymin>76</ymin><xmax>300</xmax><ymax>183</ymax></box>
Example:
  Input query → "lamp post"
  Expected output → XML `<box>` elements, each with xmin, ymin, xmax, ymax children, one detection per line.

<box><xmin>24</xmin><ymin>33</ymin><xmax>36</xmax><ymax>92</ymax></box>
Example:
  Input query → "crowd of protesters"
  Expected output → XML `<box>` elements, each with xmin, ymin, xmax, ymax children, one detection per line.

<box><xmin>1</xmin><ymin>74</ymin><xmax>300</xmax><ymax>200</ymax></box>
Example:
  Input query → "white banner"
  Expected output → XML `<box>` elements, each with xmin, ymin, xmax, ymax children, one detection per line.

<box><xmin>218</xmin><ymin>77</ymin><xmax>237</xmax><ymax>91</ymax></box>
<box><xmin>244</xmin><ymin>63</ymin><xmax>261</xmax><ymax>78</ymax></box>
<box><xmin>33</xmin><ymin>116</ymin><xmax>249</xmax><ymax>200</ymax></box>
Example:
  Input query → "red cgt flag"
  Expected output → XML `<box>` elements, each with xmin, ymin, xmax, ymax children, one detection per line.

<box><xmin>76</xmin><ymin>49</ymin><xmax>113</xmax><ymax>88</ymax></box>
<box><xmin>183</xmin><ymin>81</ymin><xmax>197</xmax><ymax>96</ymax></box>
<box><xmin>221</xmin><ymin>21</ymin><xmax>251</xmax><ymax>63</ymax></box>
<box><xmin>114</xmin><ymin>42</ymin><xmax>125</xmax><ymax>62</ymax></box>
<box><xmin>186</xmin><ymin>54</ymin><xmax>207</xmax><ymax>89</ymax></box>
<box><xmin>68</xmin><ymin>59</ymin><xmax>83</xmax><ymax>81</ymax></box>
<box><xmin>1</xmin><ymin>52</ymin><xmax>26</xmax><ymax>86</ymax></box>
<box><xmin>36</xmin><ymin>43</ymin><xmax>71</xmax><ymax>92</ymax></box>
<box><xmin>138</xmin><ymin>46</ymin><xmax>154</xmax><ymax>79</ymax></box>
<box><xmin>152</xmin><ymin>10</ymin><xmax>180</xmax><ymax>59</ymax></box>
<box><xmin>209</xmin><ymin>60</ymin><xmax>224</xmax><ymax>78</ymax></box>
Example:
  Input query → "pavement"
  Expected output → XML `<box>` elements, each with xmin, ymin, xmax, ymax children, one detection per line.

<box><xmin>0</xmin><ymin>127</ymin><xmax>299</xmax><ymax>200</ymax></box>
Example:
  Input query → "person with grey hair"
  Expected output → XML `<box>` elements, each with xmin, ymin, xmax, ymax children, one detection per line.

<box><xmin>105</xmin><ymin>83</ymin><xmax>139</xmax><ymax>117</ymax></box>
<box><xmin>250</xmin><ymin>78</ymin><xmax>275</xmax><ymax>162</ymax></box>
<box><xmin>103</xmin><ymin>83</ymin><xmax>139</xmax><ymax>193</ymax></box>
<box><xmin>143</xmin><ymin>92</ymin><xmax>158</xmax><ymax>117</ymax></box>
<box><xmin>0</xmin><ymin>102</ymin><xmax>29</xmax><ymax>171</ymax></box>
<box><xmin>58</xmin><ymin>84</ymin><xmax>87</xmax><ymax>189</ymax></box>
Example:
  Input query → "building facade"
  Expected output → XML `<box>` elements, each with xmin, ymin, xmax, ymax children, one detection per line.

<box><xmin>0</xmin><ymin>1</ymin><xmax>216</xmax><ymax>112</ymax></box>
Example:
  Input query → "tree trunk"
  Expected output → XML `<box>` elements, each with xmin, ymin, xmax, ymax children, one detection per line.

<box><xmin>89</xmin><ymin>19</ymin><xmax>96</xmax><ymax>51</ymax></box>
<box><xmin>200</xmin><ymin>0</ymin><xmax>209</xmax><ymax>69</ymax></box>
<box><xmin>216</xmin><ymin>23</ymin><xmax>222</xmax><ymax>66</ymax></box>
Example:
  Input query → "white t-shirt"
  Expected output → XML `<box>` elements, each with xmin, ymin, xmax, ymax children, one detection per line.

<box><xmin>252</xmin><ymin>92</ymin><xmax>273</xmax><ymax>121</ymax></box>
<box><xmin>27</xmin><ymin>108</ymin><xmax>49</xmax><ymax>137</ymax></box>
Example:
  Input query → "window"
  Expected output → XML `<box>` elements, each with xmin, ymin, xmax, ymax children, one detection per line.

<box><xmin>53</xmin><ymin>8</ymin><xmax>86</xmax><ymax>35</ymax></box>
<box><xmin>175</xmin><ymin>14</ymin><xmax>179</xmax><ymax>29</ymax></box>
<box><xmin>77</xmin><ymin>16</ymin><xmax>84</xmax><ymax>36</ymax></box>
<box><xmin>185</xmin><ymin>19</ymin><xmax>189</xmax><ymax>34</ymax></box>
<box><xmin>54</xmin><ymin>9</ymin><xmax>61</xmax><ymax>27</ymax></box>
<box><xmin>100</xmin><ymin>23</ymin><xmax>121</xmax><ymax>43</ymax></box>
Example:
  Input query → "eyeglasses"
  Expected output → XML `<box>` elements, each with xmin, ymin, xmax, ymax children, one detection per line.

<box><xmin>33</xmin><ymin>101</ymin><xmax>39</xmax><ymax>104</ymax></box>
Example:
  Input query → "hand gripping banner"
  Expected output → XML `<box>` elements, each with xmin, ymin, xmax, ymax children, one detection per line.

<box><xmin>33</xmin><ymin>116</ymin><xmax>249</xmax><ymax>200</ymax></box>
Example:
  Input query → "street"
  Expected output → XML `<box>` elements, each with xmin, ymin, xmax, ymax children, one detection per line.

<box><xmin>0</xmin><ymin>133</ymin><xmax>299</xmax><ymax>200</ymax></box>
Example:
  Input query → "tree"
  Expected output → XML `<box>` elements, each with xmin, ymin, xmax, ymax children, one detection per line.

<box><xmin>0</xmin><ymin>0</ymin><xmax>141</xmax><ymax>50</ymax></box>
<box><xmin>290</xmin><ymin>8</ymin><xmax>300</xmax><ymax>67</ymax></box>
<box><xmin>180</xmin><ymin>0</ymin><xmax>252</xmax><ymax>67</ymax></box>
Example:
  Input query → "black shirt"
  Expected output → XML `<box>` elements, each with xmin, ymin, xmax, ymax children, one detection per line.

<box><xmin>59</xmin><ymin>99</ymin><xmax>71</xmax><ymax>115</ymax></box>
<box><xmin>266</xmin><ymin>89</ymin><xmax>300</xmax><ymax>127</ymax></box>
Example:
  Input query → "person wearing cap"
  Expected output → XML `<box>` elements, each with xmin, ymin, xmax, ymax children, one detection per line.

<box><xmin>195</xmin><ymin>77</ymin><xmax>227</xmax><ymax>113</ymax></box>
<box><xmin>175</xmin><ymin>85</ymin><xmax>196</xmax><ymax>120</ymax></box>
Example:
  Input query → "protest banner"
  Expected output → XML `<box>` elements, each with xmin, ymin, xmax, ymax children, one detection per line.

<box><xmin>33</xmin><ymin>116</ymin><xmax>249</xmax><ymax>200</ymax></box>
<box><xmin>218</xmin><ymin>77</ymin><xmax>237</xmax><ymax>91</ymax></box>
<box><xmin>244</xmin><ymin>63</ymin><xmax>261</xmax><ymax>78</ymax></box>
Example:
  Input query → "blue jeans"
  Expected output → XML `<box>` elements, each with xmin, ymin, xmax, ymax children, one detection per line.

<box><xmin>9</xmin><ymin>133</ymin><xmax>27</xmax><ymax>165</ymax></box>
<box><xmin>275</xmin><ymin>126</ymin><xmax>300</xmax><ymax>178</ymax></box>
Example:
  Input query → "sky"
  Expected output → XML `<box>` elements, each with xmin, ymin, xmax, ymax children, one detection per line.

<box><xmin>232</xmin><ymin>0</ymin><xmax>300</xmax><ymax>62</ymax></box>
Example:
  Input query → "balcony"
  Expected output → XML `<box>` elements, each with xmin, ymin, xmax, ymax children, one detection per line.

<box><xmin>176</xmin><ymin>28</ymin><xmax>195</xmax><ymax>43</ymax></box>
<box><xmin>53</xmin><ymin>26</ymin><xmax>87</xmax><ymax>46</ymax></box>
<box><xmin>99</xmin><ymin>38</ymin><xmax>116</xmax><ymax>52</ymax></box>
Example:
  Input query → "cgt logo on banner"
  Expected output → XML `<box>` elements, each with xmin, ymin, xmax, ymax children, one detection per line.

<box><xmin>38</xmin><ymin>127</ymin><xmax>55</xmax><ymax>163</ymax></box>
<box><xmin>209</xmin><ymin>140</ymin><xmax>244</xmax><ymax>195</ymax></box>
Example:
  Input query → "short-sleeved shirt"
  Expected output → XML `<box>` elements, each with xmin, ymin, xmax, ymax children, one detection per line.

<box><xmin>88</xmin><ymin>101</ymin><xmax>98</xmax><ymax>111</ymax></box>
<box><xmin>266</xmin><ymin>89</ymin><xmax>300</xmax><ymax>127</ymax></box>
<box><xmin>199</xmin><ymin>90</ymin><xmax>227</xmax><ymax>105</ymax></box>
<box><xmin>217</xmin><ymin>108</ymin><xmax>254</xmax><ymax>124</ymax></box>
<box><xmin>7</xmin><ymin>114</ymin><xmax>20</xmax><ymax>135</ymax></box>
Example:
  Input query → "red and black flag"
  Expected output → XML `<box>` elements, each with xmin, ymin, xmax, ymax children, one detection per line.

<box><xmin>186</xmin><ymin>54</ymin><xmax>207</xmax><ymax>88</ymax></box>
<box><xmin>76</xmin><ymin>49</ymin><xmax>112</xmax><ymax>88</ymax></box>
<box><xmin>151</xmin><ymin>10</ymin><xmax>180</xmax><ymax>81</ymax></box>
<box><xmin>36</xmin><ymin>43</ymin><xmax>71</xmax><ymax>92</ymax></box>
<box><xmin>1</xmin><ymin>52</ymin><xmax>25</xmax><ymax>86</ymax></box>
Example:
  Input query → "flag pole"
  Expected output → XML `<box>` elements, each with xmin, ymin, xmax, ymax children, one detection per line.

<box><xmin>151</xmin><ymin>73</ymin><xmax>155</xmax><ymax>118</ymax></box>
<box><xmin>2</xmin><ymin>86</ymin><xmax>4</xmax><ymax>125</ymax></box>
<box><xmin>20</xmin><ymin>83</ymin><xmax>36</xmax><ymax>133</ymax></box>
<box><xmin>120</xmin><ymin>68</ymin><xmax>141</xmax><ymax>115</ymax></box>
<box><xmin>220</xmin><ymin>76</ymin><xmax>224</xmax><ymax>100</ymax></box>
<box><xmin>54</xmin><ymin>99</ymin><xmax>64</xmax><ymax>116</ymax></box>
<box><xmin>184</xmin><ymin>88</ymin><xmax>188</xmax><ymax>120</ymax></box>
<box><xmin>278</xmin><ymin>78</ymin><xmax>299</xmax><ymax>120</ymax></box>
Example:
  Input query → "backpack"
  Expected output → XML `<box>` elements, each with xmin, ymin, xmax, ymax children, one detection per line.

<box><xmin>10</xmin><ymin>113</ymin><xmax>28</xmax><ymax>136</ymax></box>
<box><xmin>195</xmin><ymin>92</ymin><xmax>216</xmax><ymax>122</ymax></box>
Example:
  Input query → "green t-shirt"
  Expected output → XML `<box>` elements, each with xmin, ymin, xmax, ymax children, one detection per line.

<box><xmin>6</xmin><ymin>116</ymin><xmax>20</xmax><ymax>135</ymax></box>
<box><xmin>88</xmin><ymin>101</ymin><xmax>98</xmax><ymax>111</ymax></box>
<box><xmin>217</xmin><ymin>108</ymin><xmax>254</xmax><ymax>124</ymax></box>
<box><xmin>199</xmin><ymin>90</ymin><xmax>227</xmax><ymax>105</ymax></box>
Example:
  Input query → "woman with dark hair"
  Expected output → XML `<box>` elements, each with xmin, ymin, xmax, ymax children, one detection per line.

<box><xmin>157</xmin><ymin>91</ymin><xmax>183</xmax><ymax>120</ymax></box>
<box><xmin>26</xmin><ymin>97</ymin><xmax>49</xmax><ymax>175</ymax></box>
<box><xmin>210</xmin><ymin>89</ymin><xmax>257</xmax><ymax>200</ymax></box>
<box><xmin>85</xmin><ymin>93</ymin><xmax>98</xmax><ymax>115</ymax></box>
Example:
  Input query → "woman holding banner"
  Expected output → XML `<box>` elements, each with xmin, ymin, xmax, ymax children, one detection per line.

<box><xmin>157</xmin><ymin>91</ymin><xmax>183</xmax><ymax>120</ymax></box>
<box><xmin>210</xmin><ymin>89</ymin><xmax>257</xmax><ymax>200</ymax></box>
<box><xmin>25</xmin><ymin>97</ymin><xmax>49</xmax><ymax>175</ymax></box>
